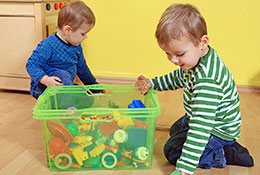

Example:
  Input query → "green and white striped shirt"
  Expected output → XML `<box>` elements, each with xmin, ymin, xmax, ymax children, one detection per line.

<box><xmin>150</xmin><ymin>46</ymin><xmax>241</xmax><ymax>174</ymax></box>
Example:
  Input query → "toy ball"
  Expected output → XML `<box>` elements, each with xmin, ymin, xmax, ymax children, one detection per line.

<box><xmin>49</xmin><ymin>137</ymin><xmax>66</xmax><ymax>155</ymax></box>
<box><xmin>66</xmin><ymin>123</ymin><xmax>78</xmax><ymax>137</ymax></box>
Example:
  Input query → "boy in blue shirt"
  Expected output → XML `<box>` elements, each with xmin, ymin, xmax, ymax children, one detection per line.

<box><xmin>26</xmin><ymin>1</ymin><xmax>98</xmax><ymax>99</ymax></box>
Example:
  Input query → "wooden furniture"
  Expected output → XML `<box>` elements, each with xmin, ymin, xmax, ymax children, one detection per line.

<box><xmin>0</xmin><ymin>0</ymin><xmax>67</xmax><ymax>91</ymax></box>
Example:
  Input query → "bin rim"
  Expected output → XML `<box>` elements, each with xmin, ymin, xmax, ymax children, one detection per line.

<box><xmin>32</xmin><ymin>84</ymin><xmax>161</xmax><ymax>120</ymax></box>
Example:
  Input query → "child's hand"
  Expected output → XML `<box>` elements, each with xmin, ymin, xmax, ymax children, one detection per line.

<box><xmin>135</xmin><ymin>75</ymin><xmax>152</xmax><ymax>94</ymax></box>
<box><xmin>40</xmin><ymin>75</ymin><xmax>63</xmax><ymax>87</ymax></box>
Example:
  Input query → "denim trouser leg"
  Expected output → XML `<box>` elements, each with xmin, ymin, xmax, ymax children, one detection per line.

<box><xmin>164</xmin><ymin>114</ymin><xmax>189</xmax><ymax>165</ymax></box>
<box><xmin>164</xmin><ymin>114</ymin><xmax>235</xmax><ymax>169</ymax></box>
<box><xmin>198</xmin><ymin>135</ymin><xmax>234</xmax><ymax>169</ymax></box>
<box><xmin>33</xmin><ymin>69</ymin><xmax>73</xmax><ymax>99</ymax></box>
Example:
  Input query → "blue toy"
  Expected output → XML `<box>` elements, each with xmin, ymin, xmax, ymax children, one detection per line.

<box><xmin>128</xmin><ymin>100</ymin><xmax>147</xmax><ymax>121</ymax></box>
<box><xmin>128</xmin><ymin>100</ymin><xmax>146</xmax><ymax>108</ymax></box>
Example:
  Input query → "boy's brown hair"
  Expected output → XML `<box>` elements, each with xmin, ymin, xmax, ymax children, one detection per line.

<box><xmin>155</xmin><ymin>4</ymin><xmax>207</xmax><ymax>46</ymax></box>
<box><xmin>58</xmin><ymin>1</ymin><xmax>95</xmax><ymax>30</ymax></box>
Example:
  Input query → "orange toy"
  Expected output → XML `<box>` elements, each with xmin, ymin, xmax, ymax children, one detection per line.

<box><xmin>49</xmin><ymin>137</ymin><xmax>66</xmax><ymax>155</ymax></box>
<box><xmin>47</xmin><ymin>120</ymin><xmax>74</xmax><ymax>146</ymax></box>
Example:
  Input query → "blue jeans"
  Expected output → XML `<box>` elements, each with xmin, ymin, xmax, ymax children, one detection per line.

<box><xmin>33</xmin><ymin>69</ymin><xmax>73</xmax><ymax>99</ymax></box>
<box><xmin>164</xmin><ymin>114</ymin><xmax>235</xmax><ymax>169</ymax></box>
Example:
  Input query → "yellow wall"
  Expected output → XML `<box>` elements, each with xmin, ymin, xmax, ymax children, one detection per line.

<box><xmin>83</xmin><ymin>0</ymin><xmax>260</xmax><ymax>86</ymax></box>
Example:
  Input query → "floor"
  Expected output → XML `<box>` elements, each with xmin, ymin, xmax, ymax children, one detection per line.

<box><xmin>0</xmin><ymin>89</ymin><xmax>259</xmax><ymax>175</ymax></box>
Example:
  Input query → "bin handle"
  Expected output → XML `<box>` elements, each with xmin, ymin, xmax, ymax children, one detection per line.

<box><xmin>84</xmin><ymin>86</ymin><xmax>113</xmax><ymax>96</ymax></box>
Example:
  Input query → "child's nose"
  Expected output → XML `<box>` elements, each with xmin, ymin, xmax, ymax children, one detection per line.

<box><xmin>170</xmin><ymin>56</ymin><xmax>179</xmax><ymax>63</ymax></box>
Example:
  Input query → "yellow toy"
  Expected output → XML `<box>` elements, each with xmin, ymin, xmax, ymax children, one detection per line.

<box><xmin>89</xmin><ymin>143</ymin><xmax>105</xmax><ymax>157</ymax></box>
<box><xmin>114</xmin><ymin>117</ymin><xmax>135</xmax><ymax>130</ymax></box>
<box><xmin>78</xmin><ymin>122</ymin><xmax>96</xmax><ymax>132</ymax></box>
<box><xmin>71</xmin><ymin>145</ymin><xmax>89</xmax><ymax>166</ymax></box>
<box><xmin>73</xmin><ymin>136</ymin><xmax>93</xmax><ymax>145</ymax></box>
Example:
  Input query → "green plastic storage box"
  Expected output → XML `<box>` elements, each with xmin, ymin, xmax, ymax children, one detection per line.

<box><xmin>32</xmin><ymin>84</ymin><xmax>160</xmax><ymax>171</ymax></box>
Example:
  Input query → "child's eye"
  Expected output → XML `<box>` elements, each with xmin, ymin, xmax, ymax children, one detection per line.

<box><xmin>177</xmin><ymin>52</ymin><xmax>185</xmax><ymax>57</ymax></box>
<box><xmin>81</xmin><ymin>33</ymin><xmax>85</xmax><ymax>36</ymax></box>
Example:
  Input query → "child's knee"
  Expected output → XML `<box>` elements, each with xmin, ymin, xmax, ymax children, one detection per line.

<box><xmin>49</xmin><ymin>69</ymin><xmax>73</xmax><ymax>85</ymax></box>
<box><xmin>164</xmin><ymin>137</ymin><xmax>183</xmax><ymax>165</ymax></box>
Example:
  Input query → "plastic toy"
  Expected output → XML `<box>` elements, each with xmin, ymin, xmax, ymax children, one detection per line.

<box><xmin>89</xmin><ymin>143</ymin><xmax>105</xmax><ymax>157</ymax></box>
<box><xmin>61</xmin><ymin>106</ymin><xmax>77</xmax><ymax>123</ymax></box>
<box><xmin>83</xmin><ymin>156</ymin><xmax>101</xmax><ymax>167</ymax></box>
<box><xmin>134</xmin><ymin>120</ymin><xmax>147</xmax><ymax>129</ymax></box>
<box><xmin>171</xmin><ymin>170</ymin><xmax>181</xmax><ymax>175</ymax></box>
<box><xmin>126</xmin><ymin>127</ymin><xmax>147</xmax><ymax>149</ymax></box>
<box><xmin>115</xmin><ymin>117</ymin><xmax>135</xmax><ymax>130</ymax></box>
<box><xmin>112</xmin><ymin>111</ymin><xmax>121</xmax><ymax>117</ymax></box>
<box><xmin>78</xmin><ymin>122</ymin><xmax>96</xmax><ymax>132</ymax></box>
<box><xmin>95</xmin><ymin>136</ymin><xmax>107</xmax><ymax>145</ymax></box>
<box><xmin>84</xmin><ymin>144</ymin><xmax>95</xmax><ymax>153</ymax></box>
<box><xmin>49</xmin><ymin>137</ymin><xmax>67</xmax><ymax>155</ymax></box>
<box><xmin>47</xmin><ymin>120</ymin><xmax>74</xmax><ymax>146</ymax></box>
<box><xmin>73</xmin><ymin>136</ymin><xmax>93</xmax><ymax>145</ymax></box>
<box><xmin>101</xmin><ymin>152</ymin><xmax>118</xmax><ymax>168</ymax></box>
<box><xmin>70</xmin><ymin>164</ymin><xmax>81</xmax><ymax>169</ymax></box>
<box><xmin>54</xmin><ymin>153</ymin><xmax>72</xmax><ymax>170</ymax></box>
<box><xmin>128</xmin><ymin>100</ymin><xmax>147</xmax><ymax>120</ymax></box>
<box><xmin>109</xmin><ymin>101</ymin><xmax>119</xmax><ymax>108</ymax></box>
<box><xmin>121</xmin><ymin>150</ymin><xmax>133</xmax><ymax>159</ymax></box>
<box><xmin>133</xmin><ymin>147</ymin><xmax>149</xmax><ymax>161</ymax></box>
<box><xmin>105</xmin><ymin>146</ymin><xmax>119</xmax><ymax>153</ymax></box>
<box><xmin>99</xmin><ymin>121</ymin><xmax>119</xmax><ymax>137</ymax></box>
<box><xmin>113</xmin><ymin>129</ymin><xmax>128</xmax><ymax>143</ymax></box>
<box><xmin>135</xmin><ymin>80</ymin><xmax>148</xmax><ymax>94</ymax></box>
<box><xmin>66</xmin><ymin>123</ymin><xmax>78</xmax><ymax>137</ymax></box>
<box><xmin>106</xmin><ymin>136</ymin><xmax>117</xmax><ymax>147</ymax></box>
<box><xmin>133</xmin><ymin>161</ymin><xmax>149</xmax><ymax>167</ymax></box>
<box><xmin>71</xmin><ymin>145</ymin><xmax>90</xmax><ymax>166</ymax></box>
<box><xmin>128</xmin><ymin>100</ymin><xmax>146</xmax><ymax>108</ymax></box>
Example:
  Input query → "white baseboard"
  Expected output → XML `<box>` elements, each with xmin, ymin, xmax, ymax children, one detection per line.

<box><xmin>96</xmin><ymin>76</ymin><xmax>136</xmax><ymax>85</ymax></box>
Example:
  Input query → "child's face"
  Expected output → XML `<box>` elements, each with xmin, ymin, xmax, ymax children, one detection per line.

<box><xmin>158</xmin><ymin>35</ymin><xmax>208</xmax><ymax>70</ymax></box>
<box><xmin>66</xmin><ymin>23</ymin><xmax>93</xmax><ymax>46</ymax></box>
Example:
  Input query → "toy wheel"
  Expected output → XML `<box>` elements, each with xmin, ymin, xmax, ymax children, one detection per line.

<box><xmin>54</xmin><ymin>153</ymin><xmax>72</xmax><ymax>170</ymax></box>
<box><xmin>101</xmin><ymin>152</ymin><xmax>117</xmax><ymax>169</ymax></box>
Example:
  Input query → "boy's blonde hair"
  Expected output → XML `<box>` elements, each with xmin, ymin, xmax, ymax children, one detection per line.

<box><xmin>155</xmin><ymin>4</ymin><xmax>207</xmax><ymax>46</ymax></box>
<box><xmin>58</xmin><ymin>1</ymin><xmax>95</xmax><ymax>30</ymax></box>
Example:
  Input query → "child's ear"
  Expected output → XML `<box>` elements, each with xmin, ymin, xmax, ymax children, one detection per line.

<box><xmin>63</xmin><ymin>25</ymin><xmax>72</xmax><ymax>34</ymax></box>
<box><xmin>200</xmin><ymin>35</ymin><xmax>209</xmax><ymax>50</ymax></box>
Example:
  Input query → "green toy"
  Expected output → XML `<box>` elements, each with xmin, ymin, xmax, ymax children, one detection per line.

<box><xmin>171</xmin><ymin>170</ymin><xmax>181</xmax><ymax>175</ymax></box>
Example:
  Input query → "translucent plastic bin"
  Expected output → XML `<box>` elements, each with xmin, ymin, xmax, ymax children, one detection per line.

<box><xmin>32</xmin><ymin>84</ymin><xmax>160</xmax><ymax>171</ymax></box>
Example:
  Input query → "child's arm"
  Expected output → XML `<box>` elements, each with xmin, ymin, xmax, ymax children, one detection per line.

<box><xmin>136</xmin><ymin>68</ymin><xmax>184</xmax><ymax>94</ymax></box>
<box><xmin>76</xmin><ymin>45</ymin><xmax>98</xmax><ymax>85</ymax></box>
<box><xmin>150</xmin><ymin>68</ymin><xmax>184</xmax><ymax>91</ymax></box>
<box><xmin>26</xmin><ymin>40</ymin><xmax>52</xmax><ymax>86</ymax></box>
<box><xmin>175</xmin><ymin>79</ymin><xmax>224</xmax><ymax>174</ymax></box>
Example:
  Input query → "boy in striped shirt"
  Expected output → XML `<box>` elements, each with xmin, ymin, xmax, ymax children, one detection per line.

<box><xmin>136</xmin><ymin>4</ymin><xmax>253</xmax><ymax>175</ymax></box>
